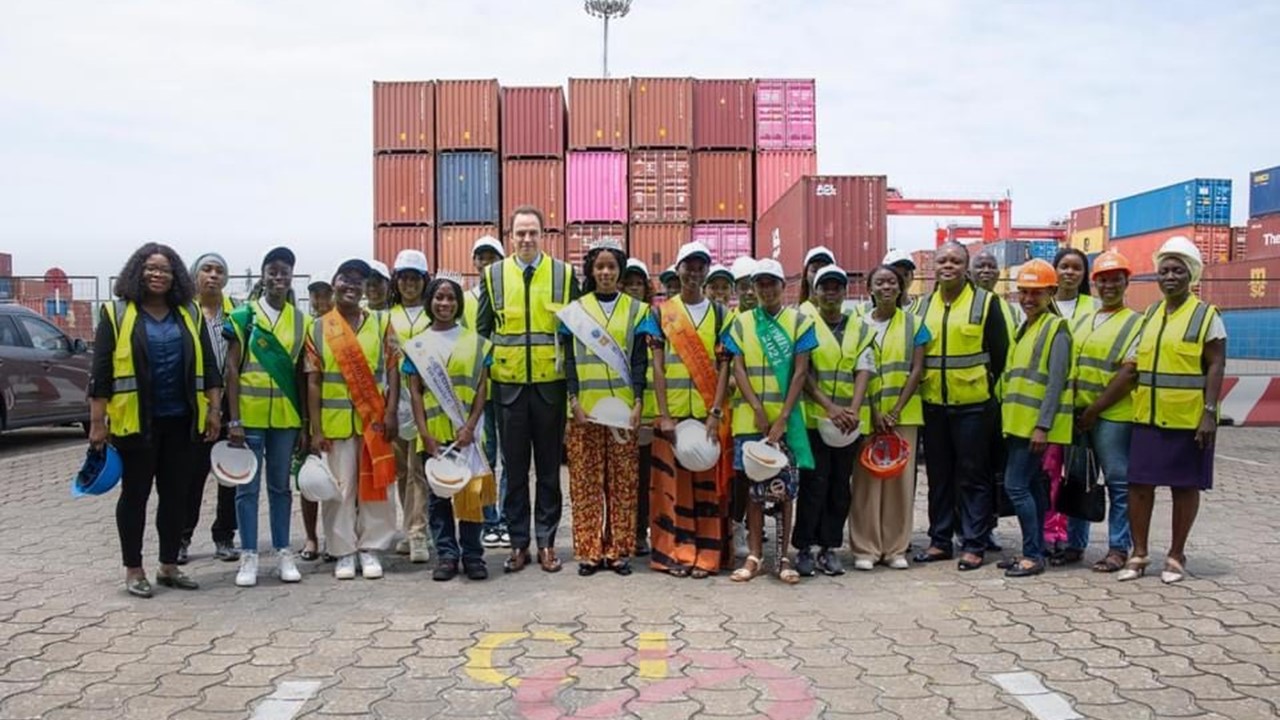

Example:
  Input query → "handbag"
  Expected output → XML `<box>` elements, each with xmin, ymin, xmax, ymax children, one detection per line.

<box><xmin>1055</xmin><ymin>437</ymin><xmax>1106</xmax><ymax>522</ymax></box>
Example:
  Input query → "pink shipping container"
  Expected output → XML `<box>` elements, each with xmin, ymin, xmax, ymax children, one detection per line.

<box><xmin>755</xmin><ymin>176</ymin><xmax>888</xmax><ymax>279</ymax></box>
<box><xmin>568</xmin><ymin>78</ymin><xmax>630</xmax><ymax>150</ymax></box>
<box><xmin>565</xmin><ymin>224</ymin><xmax>628</xmax><ymax>274</ymax></box>
<box><xmin>631</xmin><ymin>77</ymin><xmax>694</xmax><ymax>149</ymax></box>
<box><xmin>374</xmin><ymin>227</ymin><xmax>436</xmax><ymax>271</ymax></box>
<box><xmin>501</xmin><ymin>159</ymin><xmax>564</xmax><ymax>231</ymax></box>
<box><xmin>435</xmin><ymin>80</ymin><xmax>499</xmax><ymax>151</ymax></box>
<box><xmin>566</xmin><ymin>151</ymin><xmax>628</xmax><ymax>223</ymax></box>
<box><xmin>630</xmin><ymin>150</ymin><xmax>691</xmax><ymax>223</ymax></box>
<box><xmin>629</xmin><ymin>224</ymin><xmax>691</xmax><ymax>275</ymax></box>
<box><xmin>372</xmin><ymin>81</ymin><xmax>434</xmax><ymax>152</ymax></box>
<box><xmin>692</xmin><ymin>224</ymin><xmax>753</xmax><ymax>266</ymax></box>
<box><xmin>755</xmin><ymin>150</ymin><xmax>817</xmax><ymax>219</ymax></box>
<box><xmin>501</xmin><ymin>86</ymin><xmax>565</xmax><ymax>159</ymax></box>
<box><xmin>755</xmin><ymin>79</ymin><xmax>816</xmax><ymax>150</ymax></box>
<box><xmin>374</xmin><ymin>154</ymin><xmax>434</xmax><ymax>226</ymax></box>
<box><xmin>693</xmin><ymin>79</ymin><xmax>754</xmax><ymax>150</ymax></box>
<box><xmin>693</xmin><ymin>151</ymin><xmax>752</xmax><ymax>223</ymax></box>
<box><xmin>436</xmin><ymin>225</ymin><xmax>499</xmax><ymax>275</ymax></box>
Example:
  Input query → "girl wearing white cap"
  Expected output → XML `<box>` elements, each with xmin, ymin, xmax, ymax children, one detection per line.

<box><xmin>704</xmin><ymin>264</ymin><xmax>735</xmax><ymax>307</ymax></box>
<box><xmin>388</xmin><ymin>249</ymin><xmax>433</xmax><ymax>563</ymax></box>
<box><xmin>365</xmin><ymin>261</ymin><xmax>392</xmax><ymax>311</ymax></box>
<box><xmin>731</xmin><ymin>257</ymin><xmax>758</xmax><ymax>312</ymax></box>
<box><xmin>1119</xmin><ymin>238</ymin><xmax>1225</xmax><ymax>584</ymax></box>
<box><xmin>798</xmin><ymin>246</ymin><xmax>835</xmax><ymax>317</ymax></box>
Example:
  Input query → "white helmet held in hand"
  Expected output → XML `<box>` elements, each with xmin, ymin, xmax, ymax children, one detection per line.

<box><xmin>298</xmin><ymin>455</ymin><xmax>340</xmax><ymax>502</ymax></box>
<box><xmin>674</xmin><ymin>419</ymin><xmax>721</xmax><ymax>472</ymax></box>
<box><xmin>818</xmin><ymin>417</ymin><xmax>860</xmax><ymax>448</ymax></box>
<box><xmin>742</xmin><ymin>440</ymin><xmax>788</xmax><ymax>482</ymax></box>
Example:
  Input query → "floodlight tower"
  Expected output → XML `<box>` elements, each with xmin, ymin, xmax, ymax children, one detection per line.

<box><xmin>583</xmin><ymin>0</ymin><xmax>632</xmax><ymax>78</ymax></box>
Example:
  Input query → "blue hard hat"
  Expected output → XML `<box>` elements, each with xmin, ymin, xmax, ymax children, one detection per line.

<box><xmin>71</xmin><ymin>445</ymin><xmax>122</xmax><ymax>497</ymax></box>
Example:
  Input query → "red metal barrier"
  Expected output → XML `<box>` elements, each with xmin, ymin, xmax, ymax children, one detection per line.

<box><xmin>1221</xmin><ymin>376</ymin><xmax>1280</xmax><ymax>427</ymax></box>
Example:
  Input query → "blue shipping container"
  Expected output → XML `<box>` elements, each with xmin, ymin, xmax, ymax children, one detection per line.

<box><xmin>1028</xmin><ymin>241</ymin><xmax>1060</xmax><ymax>263</ymax></box>
<box><xmin>1250</xmin><ymin>166</ymin><xmax>1280</xmax><ymax>218</ymax></box>
<box><xmin>437</xmin><ymin>152</ymin><xmax>498</xmax><ymax>224</ymax></box>
<box><xmin>1220</xmin><ymin>308</ymin><xmax>1280</xmax><ymax>361</ymax></box>
<box><xmin>984</xmin><ymin>240</ymin><xmax>1029</xmax><ymax>269</ymax></box>
<box><xmin>1109</xmin><ymin>178</ymin><xmax>1232</xmax><ymax>239</ymax></box>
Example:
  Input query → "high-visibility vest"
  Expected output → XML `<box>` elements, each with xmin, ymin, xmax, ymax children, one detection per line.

<box><xmin>235</xmin><ymin>302</ymin><xmax>306</xmax><ymax>429</ymax></box>
<box><xmin>484</xmin><ymin>255</ymin><xmax>572</xmax><ymax>384</ymax></box>
<box><xmin>389</xmin><ymin>304</ymin><xmax>431</xmax><ymax>346</ymax></box>
<box><xmin>728</xmin><ymin>307</ymin><xmax>813</xmax><ymax>436</ymax></box>
<box><xmin>1133</xmin><ymin>297</ymin><xmax>1217</xmax><ymax>430</ymax></box>
<box><xmin>805</xmin><ymin>312</ymin><xmax>874</xmax><ymax>431</ymax></box>
<box><xmin>992</xmin><ymin>298</ymin><xmax>1020</xmax><ymax>401</ymax></box>
<box><xmin>869</xmin><ymin>308</ymin><xmax>925</xmax><ymax>427</ymax></box>
<box><xmin>642</xmin><ymin>297</ymin><xmax>726</xmax><ymax>421</ymax></box>
<box><xmin>569</xmin><ymin>293</ymin><xmax>647</xmax><ymax>414</ymax></box>
<box><xmin>1002</xmin><ymin>313</ymin><xmax>1074</xmax><ymax>443</ymax></box>
<box><xmin>311</xmin><ymin>311</ymin><xmax>388</xmax><ymax>440</ymax></box>
<box><xmin>1072</xmin><ymin>307</ymin><xmax>1143</xmax><ymax>422</ymax></box>
<box><xmin>917</xmin><ymin>283</ymin><xmax>994</xmax><ymax>406</ymax></box>
<box><xmin>103</xmin><ymin>301</ymin><xmax>209</xmax><ymax>436</ymax></box>
<box><xmin>417</xmin><ymin>330</ymin><xmax>491</xmax><ymax>451</ymax></box>
<box><xmin>1061</xmin><ymin>293</ymin><xmax>1098</xmax><ymax>325</ymax></box>
<box><xmin>461</xmin><ymin>286</ymin><xmax>482</xmax><ymax>331</ymax></box>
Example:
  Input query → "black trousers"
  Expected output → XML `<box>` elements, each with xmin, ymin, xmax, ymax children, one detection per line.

<box><xmin>182</xmin><ymin>440</ymin><xmax>238</xmax><ymax>546</ymax></box>
<box><xmin>792</xmin><ymin>430</ymin><xmax>856</xmax><ymax>550</ymax></box>
<box><xmin>497</xmin><ymin>382</ymin><xmax>567</xmax><ymax>550</ymax></box>
<box><xmin>922</xmin><ymin>402</ymin><xmax>996</xmax><ymax>555</ymax></box>
<box><xmin>116</xmin><ymin>416</ymin><xmax>197</xmax><ymax>568</ymax></box>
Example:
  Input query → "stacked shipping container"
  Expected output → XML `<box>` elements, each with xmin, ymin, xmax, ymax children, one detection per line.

<box><xmin>755</xmin><ymin>176</ymin><xmax>888</xmax><ymax>282</ymax></box>
<box><xmin>1067</xmin><ymin>203</ymin><xmax>1107</xmax><ymax>254</ymax></box>
<box><xmin>372</xmin><ymin>81</ymin><xmax>436</xmax><ymax>268</ymax></box>
<box><xmin>1196</xmin><ymin>164</ymin><xmax>1280</xmax><ymax>319</ymax></box>
<box><xmin>1106</xmin><ymin>178</ymin><xmax>1233</xmax><ymax>277</ymax></box>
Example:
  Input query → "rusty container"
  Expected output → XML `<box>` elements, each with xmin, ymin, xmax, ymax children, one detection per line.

<box><xmin>374</xmin><ymin>154</ymin><xmax>434</xmax><ymax>226</ymax></box>
<box><xmin>755</xmin><ymin>176</ymin><xmax>888</xmax><ymax>279</ymax></box>
<box><xmin>374</xmin><ymin>227</ymin><xmax>436</xmax><ymax>271</ymax></box>
<box><xmin>631</xmin><ymin>77</ymin><xmax>694</xmax><ymax>149</ymax></box>
<box><xmin>693</xmin><ymin>79</ymin><xmax>754</xmax><ymax>150</ymax></box>
<box><xmin>502</xmin><ymin>159</ymin><xmax>564</xmax><ymax>232</ymax></box>
<box><xmin>501</xmin><ymin>86</ymin><xmax>565</xmax><ymax>159</ymax></box>
<box><xmin>630</xmin><ymin>150</ymin><xmax>691</xmax><ymax>223</ymax></box>
<box><xmin>565</xmin><ymin>224</ymin><xmax>629</xmax><ymax>276</ymax></box>
<box><xmin>568</xmin><ymin>78</ymin><xmax>630</xmax><ymax>150</ymax></box>
<box><xmin>629</xmin><ymin>224</ymin><xmax>691</xmax><ymax>275</ymax></box>
<box><xmin>435</xmin><ymin>80</ymin><xmax>499</xmax><ymax>151</ymax></box>
<box><xmin>693</xmin><ymin>151</ymin><xmax>753</xmax><ymax>223</ymax></box>
<box><xmin>436</xmin><ymin>225</ymin><xmax>501</xmax><ymax>275</ymax></box>
<box><xmin>373</xmin><ymin>81</ymin><xmax>435</xmax><ymax>152</ymax></box>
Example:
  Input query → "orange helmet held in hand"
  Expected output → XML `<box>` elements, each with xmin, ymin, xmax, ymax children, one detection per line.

<box><xmin>860</xmin><ymin>431</ymin><xmax>911</xmax><ymax>480</ymax></box>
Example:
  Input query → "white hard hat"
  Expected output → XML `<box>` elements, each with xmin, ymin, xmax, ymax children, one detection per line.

<box><xmin>817</xmin><ymin>417</ymin><xmax>860</xmax><ymax>448</ymax></box>
<box><xmin>883</xmin><ymin>248</ymin><xmax>915</xmax><ymax>269</ymax></box>
<box><xmin>803</xmin><ymin>246</ymin><xmax>835</xmax><ymax>267</ymax></box>
<box><xmin>675</xmin><ymin>241</ymin><xmax>713</xmax><ymax>267</ymax></box>
<box><xmin>813</xmin><ymin>265</ymin><xmax>849</xmax><ymax>287</ymax></box>
<box><xmin>705</xmin><ymin>264</ymin><xmax>734</xmax><ymax>285</ymax></box>
<box><xmin>368</xmin><ymin>260</ymin><xmax>392</xmax><ymax>281</ymax></box>
<box><xmin>752</xmin><ymin>258</ymin><xmax>786</xmax><ymax>282</ymax></box>
<box><xmin>394</xmin><ymin>249</ymin><xmax>430</xmax><ymax>275</ymax></box>
<box><xmin>588</xmin><ymin>397</ymin><xmax>633</xmax><ymax>430</ymax></box>
<box><xmin>298</xmin><ymin>454</ymin><xmax>340</xmax><ymax>502</ymax></box>
<box><xmin>210</xmin><ymin>441</ymin><xmax>258</xmax><ymax>487</ymax></box>
<box><xmin>1154</xmin><ymin>236</ymin><xmax>1204</xmax><ymax>284</ymax></box>
<box><xmin>742</xmin><ymin>440</ymin><xmax>788</xmax><ymax>482</ymax></box>
<box><xmin>624</xmin><ymin>258</ymin><xmax>650</xmax><ymax>279</ymax></box>
<box><xmin>424</xmin><ymin>452</ymin><xmax>471</xmax><ymax>499</ymax></box>
<box><xmin>674</xmin><ymin>419</ymin><xmax>721</xmax><ymax>472</ymax></box>
<box><xmin>473</xmin><ymin>235</ymin><xmax>505</xmax><ymax>258</ymax></box>
<box><xmin>730</xmin><ymin>256</ymin><xmax>757</xmax><ymax>281</ymax></box>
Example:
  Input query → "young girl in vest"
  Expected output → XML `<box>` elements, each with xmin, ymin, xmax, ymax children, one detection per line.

<box><xmin>405</xmin><ymin>276</ymin><xmax>494</xmax><ymax>581</ymax></box>
<box><xmin>388</xmin><ymin>250</ymin><xmax>432</xmax><ymax>564</ymax></box>
<box><xmin>998</xmin><ymin>259</ymin><xmax>1074</xmax><ymax>578</ymax></box>
<box><xmin>725</xmin><ymin>259</ymin><xmax>818</xmax><ymax>584</ymax></box>
<box><xmin>704</xmin><ymin>264</ymin><xmax>734</xmax><ymax>307</ymax></box>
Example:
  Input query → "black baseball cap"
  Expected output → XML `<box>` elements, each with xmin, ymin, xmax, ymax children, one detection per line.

<box><xmin>263</xmin><ymin>246</ymin><xmax>296</xmax><ymax>269</ymax></box>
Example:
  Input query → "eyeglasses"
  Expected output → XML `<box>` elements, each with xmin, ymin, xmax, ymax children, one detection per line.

<box><xmin>143</xmin><ymin>265</ymin><xmax>174</xmax><ymax>277</ymax></box>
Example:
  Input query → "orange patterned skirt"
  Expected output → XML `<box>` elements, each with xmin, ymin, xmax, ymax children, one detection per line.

<box><xmin>566</xmin><ymin>420</ymin><xmax>639</xmax><ymax>562</ymax></box>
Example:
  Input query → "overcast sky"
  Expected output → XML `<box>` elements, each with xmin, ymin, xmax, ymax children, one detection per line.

<box><xmin>1</xmin><ymin>0</ymin><xmax>1276</xmax><ymax>284</ymax></box>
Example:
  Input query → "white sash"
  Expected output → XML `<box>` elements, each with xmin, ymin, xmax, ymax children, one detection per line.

<box><xmin>402</xmin><ymin>333</ymin><xmax>491</xmax><ymax>478</ymax></box>
<box><xmin>556</xmin><ymin>300</ymin><xmax>631</xmax><ymax>386</ymax></box>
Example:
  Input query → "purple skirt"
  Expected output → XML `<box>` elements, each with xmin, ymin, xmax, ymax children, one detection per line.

<box><xmin>1127</xmin><ymin>425</ymin><xmax>1214</xmax><ymax>490</ymax></box>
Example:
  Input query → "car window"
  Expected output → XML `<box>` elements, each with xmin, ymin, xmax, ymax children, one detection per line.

<box><xmin>17</xmin><ymin>315</ymin><xmax>69</xmax><ymax>352</ymax></box>
<box><xmin>0</xmin><ymin>317</ymin><xmax>22</xmax><ymax>347</ymax></box>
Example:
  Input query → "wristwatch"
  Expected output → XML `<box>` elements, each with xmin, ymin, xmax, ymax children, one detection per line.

<box><xmin>710</xmin><ymin>407</ymin><xmax>723</xmax><ymax>419</ymax></box>
<box><xmin>1204</xmin><ymin>403</ymin><xmax>1217</xmax><ymax>414</ymax></box>
<box><xmin>227</xmin><ymin>420</ymin><xmax>243</xmax><ymax>429</ymax></box>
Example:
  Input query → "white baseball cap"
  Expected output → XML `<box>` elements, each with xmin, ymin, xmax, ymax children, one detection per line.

<box><xmin>803</xmin><ymin>246</ymin><xmax>835</xmax><ymax>267</ymax></box>
<box><xmin>675</xmin><ymin>241</ymin><xmax>713</xmax><ymax>267</ymax></box>
<box><xmin>730</xmin><ymin>256</ymin><xmax>757</xmax><ymax>281</ymax></box>
<box><xmin>814</xmin><ymin>265</ymin><xmax>849</xmax><ymax>286</ymax></box>
<box><xmin>472</xmin><ymin>235</ymin><xmax>505</xmax><ymax>258</ymax></box>
<box><xmin>883</xmin><ymin>248</ymin><xmax>915</xmax><ymax>269</ymax></box>
<box><xmin>705</xmin><ymin>264</ymin><xmax>734</xmax><ymax>284</ymax></box>
<box><xmin>753</xmin><ymin>258</ymin><xmax>786</xmax><ymax>281</ymax></box>
<box><xmin>368</xmin><ymin>260</ymin><xmax>392</xmax><ymax>281</ymax></box>
<box><xmin>393</xmin><ymin>249</ymin><xmax>430</xmax><ymax>275</ymax></box>
<box><xmin>624</xmin><ymin>258</ymin><xmax>650</xmax><ymax>279</ymax></box>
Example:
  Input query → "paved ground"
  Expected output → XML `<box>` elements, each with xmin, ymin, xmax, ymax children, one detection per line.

<box><xmin>1</xmin><ymin>429</ymin><xmax>1279</xmax><ymax>719</ymax></box>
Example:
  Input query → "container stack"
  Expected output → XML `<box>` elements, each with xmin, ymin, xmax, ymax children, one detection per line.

<box><xmin>435</xmin><ymin>80</ymin><xmax>501</xmax><ymax>280</ymax></box>
<box><xmin>566</xmin><ymin>79</ymin><xmax>631</xmax><ymax>273</ymax></box>
<box><xmin>372</xmin><ymin>81</ymin><xmax>437</xmax><ymax>269</ymax></box>
<box><xmin>1067</xmin><ymin>204</ymin><xmax>1108</xmax><ymax>254</ymax></box>
<box><xmin>1200</xmin><ymin>165</ymin><xmax>1280</xmax><ymax>332</ymax></box>
<box><xmin>754</xmin><ymin>80</ymin><xmax>818</xmax><ymax>221</ymax></box>
<box><xmin>692</xmin><ymin>80</ymin><xmax>754</xmax><ymax>267</ymax></box>
<box><xmin>498</xmin><ymin>85</ymin><xmax>566</xmax><ymax>283</ymax></box>
<box><xmin>1107</xmin><ymin>179</ymin><xmax>1233</xmax><ymax>274</ymax></box>
<box><xmin>628</xmin><ymin>78</ymin><xmax>694</xmax><ymax>275</ymax></box>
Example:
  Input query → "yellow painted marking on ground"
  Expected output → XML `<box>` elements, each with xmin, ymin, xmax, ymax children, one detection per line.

<box><xmin>637</xmin><ymin>632</ymin><xmax>668</xmax><ymax>679</ymax></box>
<box><xmin>464</xmin><ymin>631</ymin><xmax>577</xmax><ymax>687</ymax></box>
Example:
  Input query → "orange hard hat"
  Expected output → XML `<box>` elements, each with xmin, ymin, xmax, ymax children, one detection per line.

<box><xmin>860</xmin><ymin>431</ymin><xmax>911</xmax><ymax>480</ymax></box>
<box><xmin>1091</xmin><ymin>250</ymin><xmax>1132</xmax><ymax>279</ymax></box>
<box><xmin>1015</xmin><ymin>259</ymin><xmax>1058</xmax><ymax>289</ymax></box>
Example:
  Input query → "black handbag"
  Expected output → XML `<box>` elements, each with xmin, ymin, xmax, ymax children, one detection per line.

<box><xmin>1056</xmin><ymin>438</ymin><xmax>1106</xmax><ymax>522</ymax></box>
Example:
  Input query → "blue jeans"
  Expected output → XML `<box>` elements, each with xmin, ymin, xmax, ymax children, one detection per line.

<box><xmin>1004</xmin><ymin>437</ymin><xmax>1049</xmax><ymax>561</ymax></box>
<box><xmin>236</xmin><ymin>428</ymin><xmax>299</xmax><ymax>552</ymax></box>
<box><xmin>481</xmin><ymin>400</ymin><xmax>509</xmax><ymax>531</ymax></box>
<box><xmin>429</xmin><ymin>492</ymin><xmax>484</xmax><ymax>562</ymax></box>
<box><xmin>1067</xmin><ymin>419</ymin><xmax>1132</xmax><ymax>552</ymax></box>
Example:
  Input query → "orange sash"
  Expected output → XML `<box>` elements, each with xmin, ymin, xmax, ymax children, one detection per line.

<box><xmin>661</xmin><ymin>303</ymin><xmax>732</xmax><ymax>495</ymax></box>
<box><xmin>323</xmin><ymin>311</ymin><xmax>396</xmax><ymax>502</ymax></box>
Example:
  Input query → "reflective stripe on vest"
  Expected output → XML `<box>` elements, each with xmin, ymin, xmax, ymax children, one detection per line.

<box><xmin>870</xmin><ymin>309</ymin><xmax>924</xmax><ymax>427</ymax></box>
<box><xmin>1133</xmin><ymin>298</ymin><xmax>1214</xmax><ymax>430</ymax></box>
<box><xmin>1072</xmin><ymin>309</ymin><xmax>1142</xmax><ymax>422</ymax></box>
<box><xmin>919</xmin><ymin>284</ymin><xmax>992</xmax><ymax>406</ymax></box>
<box><xmin>642</xmin><ymin>298</ymin><xmax>725</xmax><ymax>422</ymax></box>
<box><xmin>486</xmin><ymin>255</ymin><xmax>571</xmax><ymax>384</ymax></box>
<box><xmin>238</xmin><ymin>304</ymin><xmax>305</xmax><ymax>429</ymax></box>
<box><xmin>104</xmin><ymin>300</ymin><xmax>209</xmax><ymax>436</ymax></box>
<box><xmin>803</xmin><ymin>312</ymin><xmax>873</xmax><ymax>430</ymax></box>
<box><xmin>1001</xmin><ymin>313</ymin><xmax>1073</xmax><ymax>443</ymax></box>
<box><xmin>313</xmin><ymin>311</ymin><xmax>386</xmax><ymax>439</ymax></box>
<box><xmin>572</xmin><ymin>294</ymin><xmax>644</xmax><ymax>414</ymax></box>
<box><xmin>729</xmin><ymin>308</ymin><xmax>810</xmax><ymax>436</ymax></box>
<box><xmin>418</xmin><ymin>331</ymin><xmax>489</xmax><ymax>450</ymax></box>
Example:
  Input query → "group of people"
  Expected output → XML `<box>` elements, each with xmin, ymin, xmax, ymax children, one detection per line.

<box><xmin>89</xmin><ymin>204</ymin><xmax>1224</xmax><ymax>597</ymax></box>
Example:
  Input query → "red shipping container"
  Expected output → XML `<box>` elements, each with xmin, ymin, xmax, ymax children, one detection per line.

<box><xmin>502</xmin><ymin>159</ymin><xmax>564</xmax><ymax>231</ymax></box>
<box><xmin>1107</xmin><ymin>225</ymin><xmax>1232</xmax><ymax>276</ymax></box>
<box><xmin>691</xmin><ymin>224</ymin><xmax>752</xmax><ymax>266</ymax></box>
<box><xmin>1245</xmin><ymin>214</ymin><xmax>1280</xmax><ymax>260</ymax></box>
<box><xmin>631</xmin><ymin>78</ymin><xmax>693</xmax><ymax>149</ymax></box>
<box><xmin>569</xmin><ymin>78</ymin><xmax>630</xmax><ymax>150</ymax></box>
<box><xmin>374</xmin><ymin>227</ymin><xmax>436</xmax><ymax>271</ymax></box>
<box><xmin>0</xmin><ymin>252</ymin><xmax>11</xmax><ymax>276</ymax></box>
<box><xmin>630</xmin><ymin>150</ymin><xmax>691</xmax><ymax>223</ymax></box>
<box><xmin>1200</xmin><ymin>257</ymin><xmax>1280</xmax><ymax>310</ymax></box>
<box><xmin>629</xmin><ymin>224</ymin><xmax>691</xmax><ymax>274</ymax></box>
<box><xmin>436</xmin><ymin>80</ymin><xmax>499</xmax><ymax>151</ymax></box>
<box><xmin>755</xmin><ymin>79</ymin><xmax>816</xmax><ymax>150</ymax></box>
<box><xmin>755</xmin><ymin>176</ymin><xmax>888</xmax><ymax>279</ymax></box>
<box><xmin>436</xmin><ymin>225</ymin><xmax>500</xmax><ymax>275</ymax></box>
<box><xmin>374</xmin><ymin>154</ymin><xmax>435</xmax><ymax>226</ymax></box>
<box><xmin>373</xmin><ymin>81</ymin><xmax>435</xmax><ymax>153</ymax></box>
<box><xmin>1069</xmin><ymin>204</ymin><xmax>1106</xmax><ymax>234</ymax></box>
<box><xmin>693</xmin><ymin>151</ymin><xmax>753</xmax><ymax>223</ymax></box>
<box><xmin>693</xmin><ymin>79</ymin><xmax>754</xmax><ymax>150</ymax></box>
<box><xmin>565</xmin><ymin>224</ymin><xmax>628</xmax><ymax>274</ymax></box>
<box><xmin>1232</xmin><ymin>225</ymin><xmax>1248</xmax><ymax>260</ymax></box>
<box><xmin>911</xmin><ymin>249</ymin><xmax>936</xmax><ymax>274</ymax></box>
<box><xmin>501</xmin><ymin>86</ymin><xmax>565</xmax><ymax>159</ymax></box>
<box><xmin>755</xmin><ymin>150</ymin><xmax>817</xmax><ymax>219</ymax></box>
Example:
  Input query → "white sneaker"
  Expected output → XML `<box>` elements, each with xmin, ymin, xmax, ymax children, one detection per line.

<box><xmin>334</xmin><ymin>554</ymin><xmax>357</xmax><ymax>580</ymax></box>
<box><xmin>733</xmin><ymin>522</ymin><xmax>749</xmax><ymax>558</ymax></box>
<box><xmin>359</xmin><ymin>551</ymin><xmax>383</xmax><ymax>579</ymax></box>
<box><xmin>235</xmin><ymin>552</ymin><xmax>259</xmax><ymax>587</ymax></box>
<box><xmin>887</xmin><ymin>555</ymin><xmax>910</xmax><ymax>570</ymax></box>
<box><xmin>409</xmin><ymin>537</ymin><xmax>430</xmax><ymax>564</ymax></box>
<box><xmin>276</xmin><ymin>549</ymin><xmax>301</xmax><ymax>583</ymax></box>
<box><xmin>853</xmin><ymin>558</ymin><xmax>875</xmax><ymax>572</ymax></box>
<box><xmin>395</xmin><ymin>538</ymin><xmax>410</xmax><ymax>555</ymax></box>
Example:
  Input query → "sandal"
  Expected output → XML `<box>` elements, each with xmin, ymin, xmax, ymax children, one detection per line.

<box><xmin>668</xmin><ymin>567</ymin><xmax>690</xmax><ymax>578</ymax></box>
<box><xmin>1092</xmin><ymin>550</ymin><xmax>1127</xmax><ymax>573</ymax></box>
<box><xmin>1161</xmin><ymin>555</ymin><xmax>1187</xmax><ymax>584</ymax></box>
<box><xmin>731</xmin><ymin>555</ymin><xmax>761</xmax><ymax>583</ymax></box>
<box><xmin>578</xmin><ymin>561</ymin><xmax>600</xmax><ymax>577</ymax></box>
<box><xmin>1050</xmin><ymin>548</ymin><xmax>1085</xmax><ymax>567</ymax></box>
<box><xmin>777</xmin><ymin>558</ymin><xmax>801</xmax><ymax>585</ymax></box>
<box><xmin>689</xmin><ymin>568</ymin><xmax>710</xmax><ymax>579</ymax></box>
<box><xmin>1117</xmin><ymin>555</ymin><xmax>1149</xmax><ymax>582</ymax></box>
<box><xmin>609</xmin><ymin>560</ymin><xmax>633</xmax><ymax>577</ymax></box>
<box><xmin>299</xmin><ymin>542</ymin><xmax>320</xmax><ymax>562</ymax></box>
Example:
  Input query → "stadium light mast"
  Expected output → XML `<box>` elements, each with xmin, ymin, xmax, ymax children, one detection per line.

<box><xmin>583</xmin><ymin>0</ymin><xmax>632</xmax><ymax>78</ymax></box>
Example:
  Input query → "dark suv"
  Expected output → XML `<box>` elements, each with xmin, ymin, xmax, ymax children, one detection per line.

<box><xmin>0</xmin><ymin>304</ymin><xmax>91</xmax><ymax>432</ymax></box>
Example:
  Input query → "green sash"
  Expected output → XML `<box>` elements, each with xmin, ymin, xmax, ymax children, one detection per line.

<box><xmin>753</xmin><ymin>308</ymin><xmax>814</xmax><ymax>470</ymax></box>
<box><xmin>229</xmin><ymin>305</ymin><xmax>302</xmax><ymax>418</ymax></box>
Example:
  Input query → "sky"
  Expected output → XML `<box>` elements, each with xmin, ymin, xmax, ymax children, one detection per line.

<box><xmin>1</xmin><ymin>0</ymin><xmax>1277</xmax><ymax>286</ymax></box>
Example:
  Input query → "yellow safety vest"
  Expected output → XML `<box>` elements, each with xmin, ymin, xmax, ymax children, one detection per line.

<box><xmin>1072</xmin><ymin>308</ymin><xmax>1143</xmax><ymax>423</ymax></box>
<box><xmin>569</xmin><ymin>293</ymin><xmax>647</xmax><ymax>414</ymax></box>
<box><xmin>805</xmin><ymin>311</ymin><xmax>874</xmax><ymax>431</ymax></box>
<box><xmin>869</xmin><ymin>308</ymin><xmax>925</xmax><ymax>427</ymax></box>
<box><xmin>103</xmin><ymin>301</ymin><xmax>209</xmax><ymax>436</ymax></box>
<box><xmin>1060</xmin><ymin>293</ymin><xmax>1098</xmax><ymax>325</ymax></box>
<box><xmin>1002</xmin><ymin>313</ymin><xmax>1074</xmax><ymax>443</ymax></box>
<box><xmin>917</xmin><ymin>284</ymin><xmax>994</xmax><ymax>406</ymax></box>
<box><xmin>389</xmin><ymin>304</ymin><xmax>432</xmax><ymax>346</ymax></box>
<box><xmin>1133</xmin><ymin>297</ymin><xmax>1217</xmax><ymax>430</ymax></box>
<box><xmin>460</xmin><ymin>286</ymin><xmax>483</xmax><ymax>331</ymax></box>
<box><xmin>643</xmin><ymin>298</ymin><xmax>727</xmax><ymax>421</ymax></box>
<box><xmin>416</xmin><ymin>329</ymin><xmax>491</xmax><ymax>451</ymax></box>
<box><xmin>311</xmin><ymin>311</ymin><xmax>388</xmax><ymax>440</ymax></box>
<box><xmin>484</xmin><ymin>255</ymin><xmax>572</xmax><ymax>384</ymax></box>
<box><xmin>728</xmin><ymin>307</ymin><xmax>813</xmax><ymax>436</ymax></box>
<box><xmin>235</xmin><ymin>302</ymin><xmax>306</xmax><ymax>429</ymax></box>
